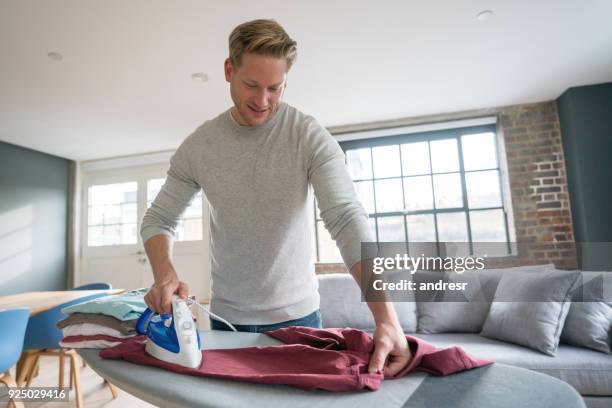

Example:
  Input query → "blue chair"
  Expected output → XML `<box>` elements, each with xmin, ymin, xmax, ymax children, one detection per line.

<box><xmin>0</xmin><ymin>308</ymin><xmax>30</xmax><ymax>408</ymax></box>
<box><xmin>22</xmin><ymin>293</ymin><xmax>106</xmax><ymax>351</ymax></box>
<box><xmin>72</xmin><ymin>283</ymin><xmax>112</xmax><ymax>291</ymax></box>
<box><xmin>19</xmin><ymin>292</ymin><xmax>114</xmax><ymax>407</ymax></box>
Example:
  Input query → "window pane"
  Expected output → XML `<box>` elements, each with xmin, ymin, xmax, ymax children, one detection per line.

<box><xmin>462</xmin><ymin>132</ymin><xmax>498</xmax><ymax>171</ymax></box>
<box><xmin>403</xmin><ymin>176</ymin><xmax>434</xmax><ymax>211</ymax></box>
<box><xmin>470</xmin><ymin>209</ymin><xmax>506</xmax><ymax>241</ymax></box>
<box><xmin>99</xmin><ymin>204</ymin><xmax>120</xmax><ymax>224</ymax></box>
<box><xmin>346</xmin><ymin>148</ymin><xmax>372</xmax><ymax>180</ymax></box>
<box><xmin>465</xmin><ymin>170</ymin><xmax>502</xmax><ymax>208</ymax></box>
<box><xmin>374</xmin><ymin>179</ymin><xmax>404</xmax><ymax>212</ymax></box>
<box><xmin>433</xmin><ymin>173</ymin><xmax>463</xmax><ymax>208</ymax></box>
<box><xmin>372</xmin><ymin>145</ymin><xmax>401</xmax><ymax>178</ymax></box>
<box><xmin>401</xmin><ymin>142</ymin><xmax>430</xmax><ymax>176</ymax></box>
<box><xmin>354</xmin><ymin>181</ymin><xmax>376</xmax><ymax>214</ymax></box>
<box><xmin>88</xmin><ymin>205</ymin><xmax>105</xmax><ymax>226</ymax></box>
<box><xmin>121</xmin><ymin>203</ymin><xmax>137</xmax><ymax>224</ymax></box>
<box><xmin>317</xmin><ymin>221</ymin><xmax>342</xmax><ymax>263</ymax></box>
<box><xmin>87</xmin><ymin>212</ymin><xmax>137</xmax><ymax>245</ymax></box>
<box><xmin>121</xmin><ymin>223</ymin><xmax>137</xmax><ymax>245</ymax></box>
<box><xmin>88</xmin><ymin>226</ymin><xmax>105</xmax><ymax>247</ymax></box>
<box><xmin>87</xmin><ymin>182</ymin><xmax>138</xmax><ymax>247</ymax></box>
<box><xmin>103</xmin><ymin>225</ymin><xmax>121</xmax><ymax>246</ymax></box>
<box><xmin>430</xmin><ymin>139</ymin><xmax>459</xmax><ymax>173</ymax></box>
<box><xmin>406</xmin><ymin>214</ymin><xmax>436</xmax><ymax>242</ymax></box>
<box><xmin>377</xmin><ymin>216</ymin><xmax>405</xmax><ymax>242</ymax></box>
<box><xmin>471</xmin><ymin>209</ymin><xmax>508</xmax><ymax>256</ymax></box>
<box><xmin>89</xmin><ymin>182</ymin><xmax>137</xmax><ymax>206</ymax></box>
<box><xmin>437</xmin><ymin>212</ymin><xmax>468</xmax><ymax>242</ymax></box>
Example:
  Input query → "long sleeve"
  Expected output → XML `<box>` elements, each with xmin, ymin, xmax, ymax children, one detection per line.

<box><xmin>140</xmin><ymin>134</ymin><xmax>202</xmax><ymax>243</ymax></box>
<box><xmin>304</xmin><ymin>119</ymin><xmax>375</xmax><ymax>269</ymax></box>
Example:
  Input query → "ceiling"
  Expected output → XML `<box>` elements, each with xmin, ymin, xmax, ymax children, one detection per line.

<box><xmin>1</xmin><ymin>0</ymin><xmax>611</xmax><ymax>161</ymax></box>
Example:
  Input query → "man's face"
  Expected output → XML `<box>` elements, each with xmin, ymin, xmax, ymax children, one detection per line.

<box><xmin>225</xmin><ymin>53</ymin><xmax>287</xmax><ymax>126</ymax></box>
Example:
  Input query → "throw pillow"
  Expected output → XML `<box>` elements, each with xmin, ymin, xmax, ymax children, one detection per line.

<box><xmin>480</xmin><ymin>269</ymin><xmax>579</xmax><ymax>355</ymax></box>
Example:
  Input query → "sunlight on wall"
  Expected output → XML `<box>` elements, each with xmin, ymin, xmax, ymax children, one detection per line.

<box><xmin>0</xmin><ymin>205</ymin><xmax>33</xmax><ymax>284</ymax></box>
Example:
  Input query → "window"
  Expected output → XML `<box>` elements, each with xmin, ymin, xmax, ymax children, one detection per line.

<box><xmin>86</xmin><ymin>177</ymin><xmax>204</xmax><ymax>247</ymax></box>
<box><xmin>147</xmin><ymin>178</ymin><xmax>203</xmax><ymax>241</ymax></box>
<box><xmin>87</xmin><ymin>182</ymin><xmax>138</xmax><ymax>246</ymax></box>
<box><xmin>314</xmin><ymin>124</ymin><xmax>512</xmax><ymax>262</ymax></box>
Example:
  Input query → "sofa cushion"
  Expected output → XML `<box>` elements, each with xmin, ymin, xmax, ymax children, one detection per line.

<box><xmin>318</xmin><ymin>273</ymin><xmax>417</xmax><ymax>332</ymax></box>
<box><xmin>415</xmin><ymin>333</ymin><xmax>612</xmax><ymax>396</ymax></box>
<box><xmin>415</xmin><ymin>264</ymin><xmax>551</xmax><ymax>334</ymax></box>
<box><xmin>563</xmin><ymin>301</ymin><xmax>612</xmax><ymax>354</ymax></box>
<box><xmin>414</xmin><ymin>270</ymin><xmax>489</xmax><ymax>333</ymax></box>
<box><xmin>561</xmin><ymin>271</ymin><xmax>612</xmax><ymax>354</ymax></box>
<box><xmin>481</xmin><ymin>269</ymin><xmax>579</xmax><ymax>356</ymax></box>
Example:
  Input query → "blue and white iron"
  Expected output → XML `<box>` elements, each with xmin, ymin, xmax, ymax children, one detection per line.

<box><xmin>137</xmin><ymin>295</ymin><xmax>202</xmax><ymax>368</ymax></box>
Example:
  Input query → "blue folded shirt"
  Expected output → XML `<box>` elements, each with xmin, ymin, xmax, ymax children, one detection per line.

<box><xmin>62</xmin><ymin>288</ymin><xmax>148</xmax><ymax>321</ymax></box>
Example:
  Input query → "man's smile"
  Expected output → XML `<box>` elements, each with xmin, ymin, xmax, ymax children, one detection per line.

<box><xmin>248</xmin><ymin>104</ymin><xmax>269</xmax><ymax>113</ymax></box>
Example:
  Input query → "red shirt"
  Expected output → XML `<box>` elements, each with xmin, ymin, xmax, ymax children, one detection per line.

<box><xmin>100</xmin><ymin>326</ymin><xmax>492</xmax><ymax>392</ymax></box>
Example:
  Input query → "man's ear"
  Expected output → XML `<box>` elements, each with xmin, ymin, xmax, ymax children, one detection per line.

<box><xmin>224</xmin><ymin>58</ymin><xmax>233</xmax><ymax>82</ymax></box>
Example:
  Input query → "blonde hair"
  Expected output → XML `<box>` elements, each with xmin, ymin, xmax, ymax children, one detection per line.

<box><xmin>229</xmin><ymin>19</ymin><xmax>297</xmax><ymax>70</ymax></box>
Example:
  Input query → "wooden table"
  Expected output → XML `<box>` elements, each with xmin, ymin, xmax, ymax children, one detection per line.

<box><xmin>0</xmin><ymin>289</ymin><xmax>124</xmax><ymax>316</ymax></box>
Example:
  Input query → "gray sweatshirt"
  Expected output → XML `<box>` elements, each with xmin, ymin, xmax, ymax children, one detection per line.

<box><xmin>141</xmin><ymin>102</ymin><xmax>373</xmax><ymax>324</ymax></box>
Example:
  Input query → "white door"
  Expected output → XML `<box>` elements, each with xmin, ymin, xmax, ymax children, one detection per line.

<box><xmin>79</xmin><ymin>163</ymin><xmax>210</xmax><ymax>302</ymax></box>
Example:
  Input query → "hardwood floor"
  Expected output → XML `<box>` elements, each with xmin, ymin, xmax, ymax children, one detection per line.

<box><xmin>2</xmin><ymin>354</ymin><xmax>155</xmax><ymax>408</ymax></box>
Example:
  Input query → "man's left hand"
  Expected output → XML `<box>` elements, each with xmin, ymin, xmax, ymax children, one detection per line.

<box><xmin>368</xmin><ymin>321</ymin><xmax>413</xmax><ymax>377</ymax></box>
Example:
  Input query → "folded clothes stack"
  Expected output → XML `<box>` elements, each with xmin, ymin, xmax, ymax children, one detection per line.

<box><xmin>57</xmin><ymin>288</ymin><xmax>148</xmax><ymax>349</ymax></box>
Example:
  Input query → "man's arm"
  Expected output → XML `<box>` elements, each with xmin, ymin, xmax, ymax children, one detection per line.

<box><xmin>304</xmin><ymin>118</ymin><xmax>412</xmax><ymax>376</ymax></box>
<box><xmin>141</xmin><ymin>135</ymin><xmax>201</xmax><ymax>313</ymax></box>
<box><xmin>349</xmin><ymin>259</ymin><xmax>412</xmax><ymax>377</ymax></box>
<box><xmin>143</xmin><ymin>234</ymin><xmax>189</xmax><ymax>314</ymax></box>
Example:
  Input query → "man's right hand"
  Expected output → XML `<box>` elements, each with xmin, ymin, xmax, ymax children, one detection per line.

<box><xmin>144</xmin><ymin>276</ymin><xmax>190</xmax><ymax>314</ymax></box>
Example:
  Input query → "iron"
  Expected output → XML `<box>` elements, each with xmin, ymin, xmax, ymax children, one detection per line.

<box><xmin>137</xmin><ymin>295</ymin><xmax>202</xmax><ymax>368</ymax></box>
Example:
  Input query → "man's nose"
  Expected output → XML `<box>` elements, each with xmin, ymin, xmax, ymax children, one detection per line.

<box><xmin>254</xmin><ymin>89</ymin><xmax>268</xmax><ymax>107</ymax></box>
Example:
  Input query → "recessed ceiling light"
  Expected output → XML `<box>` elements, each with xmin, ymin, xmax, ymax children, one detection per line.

<box><xmin>476</xmin><ymin>10</ymin><xmax>494</xmax><ymax>21</ymax></box>
<box><xmin>191</xmin><ymin>73</ymin><xmax>208</xmax><ymax>82</ymax></box>
<box><xmin>47</xmin><ymin>52</ymin><xmax>64</xmax><ymax>61</ymax></box>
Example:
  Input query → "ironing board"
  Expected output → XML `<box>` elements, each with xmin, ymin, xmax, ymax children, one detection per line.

<box><xmin>78</xmin><ymin>330</ymin><xmax>585</xmax><ymax>408</ymax></box>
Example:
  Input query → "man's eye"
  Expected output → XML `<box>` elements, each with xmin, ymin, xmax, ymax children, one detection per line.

<box><xmin>246</xmin><ymin>84</ymin><xmax>256</xmax><ymax>88</ymax></box>
<box><xmin>269</xmin><ymin>87</ymin><xmax>280</xmax><ymax>92</ymax></box>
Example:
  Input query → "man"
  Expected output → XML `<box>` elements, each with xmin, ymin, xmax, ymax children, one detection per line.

<box><xmin>141</xmin><ymin>19</ymin><xmax>412</xmax><ymax>376</ymax></box>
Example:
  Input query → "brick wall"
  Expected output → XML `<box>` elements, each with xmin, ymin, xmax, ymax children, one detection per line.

<box><xmin>498</xmin><ymin>101</ymin><xmax>576</xmax><ymax>269</ymax></box>
<box><xmin>315</xmin><ymin>100</ymin><xmax>577</xmax><ymax>274</ymax></box>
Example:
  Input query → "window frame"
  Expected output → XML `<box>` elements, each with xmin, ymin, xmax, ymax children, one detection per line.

<box><xmin>313</xmin><ymin>122</ymin><xmax>516</xmax><ymax>263</ymax></box>
<box><xmin>81</xmin><ymin>163</ymin><xmax>206</xmax><ymax>252</ymax></box>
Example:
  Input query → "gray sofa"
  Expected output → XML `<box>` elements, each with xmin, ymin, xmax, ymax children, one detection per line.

<box><xmin>317</xmin><ymin>270</ymin><xmax>612</xmax><ymax>408</ymax></box>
